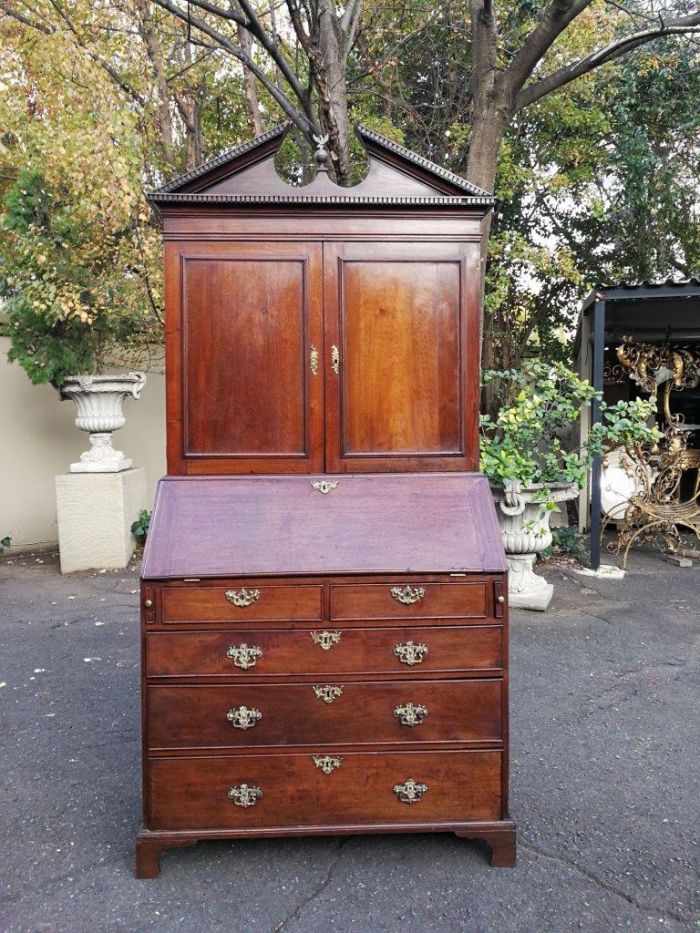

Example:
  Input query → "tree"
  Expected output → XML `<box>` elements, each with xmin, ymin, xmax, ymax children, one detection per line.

<box><xmin>146</xmin><ymin>0</ymin><xmax>700</xmax><ymax>193</ymax></box>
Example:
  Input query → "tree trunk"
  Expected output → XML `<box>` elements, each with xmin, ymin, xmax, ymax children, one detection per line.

<box><xmin>314</xmin><ymin>0</ymin><xmax>352</xmax><ymax>185</ymax></box>
<box><xmin>237</xmin><ymin>22</ymin><xmax>264</xmax><ymax>135</ymax></box>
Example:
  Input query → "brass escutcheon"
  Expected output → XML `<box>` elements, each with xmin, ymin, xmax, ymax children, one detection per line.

<box><xmin>310</xmin><ymin>345</ymin><xmax>319</xmax><ymax>376</ymax></box>
<box><xmin>390</xmin><ymin>585</ymin><xmax>426</xmax><ymax>605</ymax></box>
<box><xmin>226</xmin><ymin>705</ymin><xmax>262</xmax><ymax>730</ymax></box>
<box><xmin>313</xmin><ymin>685</ymin><xmax>344</xmax><ymax>704</ymax></box>
<box><xmin>225</xmin><ymin>588</ymin><xmax>260</xmax><ymax>608</ymax></box>
<box><xmin>311</xmin><ymin>630</ymin><xmax>342</xmax><ymax>651</ymax></box>
<box><xmin>228</xmin><ymin>784</ymin><xmax>262</xmax><ymax>808</ymax></box>
<box><xmin>393</xmin><ymin>778</ymin><xmax>428</xmax><ymax>805</ymax></box>
<box><xmin>311</xmin><ymin>480</ymin><xmax>338</xmax><ymax>494</ymax></box>
<box><xmin>331</xmin><ymin>344</ymin><xmax>340</xmax><ymax>375</ymax></box>
<box><xmin>394</xmin><ymin>702</ymin><xmax>428</xmax><ymax>727</ymax></box>
<box><xmin>394</xmin><ymin>640</ymin><xmax>429</xmax><ymax>666</ymax></box>
<box><xmin>226</xmin><ymin>643</ymin><xmax>263</xmax><ymax>670</ymax></box>
<box><xmin>312</xmin><ymin>755</ymin><xmax>343</xmax><ymax>774</ymax></box>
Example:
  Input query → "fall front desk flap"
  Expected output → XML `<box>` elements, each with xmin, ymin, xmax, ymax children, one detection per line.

<box><xmin>141</xmin><ymin>473</ymin><xmax>506</xmax><ymax>580</ymax></box>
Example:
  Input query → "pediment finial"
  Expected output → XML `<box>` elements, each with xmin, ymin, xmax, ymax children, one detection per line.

<box><xmin>312</xmin><ymin>134</ymin><xmax>330</xmax><ymax>175</ymax></box>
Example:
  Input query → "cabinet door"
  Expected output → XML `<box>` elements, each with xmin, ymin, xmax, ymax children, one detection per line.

<box><xmin>166</xmin><ymin>242</ymin><xmax>323</xmax><ymax>474</ymax></box>
<box><xmin>324</xmin><ymin>241</ymin><xmax>480</xmax><ymax>473</ymax></box>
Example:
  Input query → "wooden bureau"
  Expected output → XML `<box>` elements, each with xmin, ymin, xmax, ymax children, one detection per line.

<box><xmin>139</xmin><ymin>126</ymin><xmax>516</xmax><ymax>876</ymax></box>
<box><xmin>136</xmin><ymin>474</ymin><xmax>515</xmax><ymax>876</ymax></box>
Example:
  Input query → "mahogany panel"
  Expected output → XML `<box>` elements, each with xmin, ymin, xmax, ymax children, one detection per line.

<box><xmin>330</xmin><ymin>582</ymin><xmax>487</xmax><ymax>621</ymax></box>
<box><xmin>147</xmin><ymin>679</ymin><xmax>502</xmax><ymax>749</ymax></box>
<box><xmin>166</xmin><ymin>241</ymin><xmax>323</xmax><ymax>474</ymax></box>
<box><xmin>141</xmin><ymin>474</ymin><xmax>507</xmax><ymax>579</ymax></box>
<box><xmin>147</xmin><ymin>749</ymin><xmax>503</xmax><ymax>830</ymax></box>
<box><xmin>341</xmin><ymin>260</ymin><xmax>461</xmax><ymax>454</ymax></box>
<box><xmin>145</xmin><ymin>625</ymin><xmax>503</xmax><ymax>677</ymax></box>
<box><xmin>161</xmin><ymin>585</ymin><xmax>322</xmax><ymax>623</ymax></box>
<box><xmin>324</xmin><ymin>242</ymin><xmax>480</xmax><ymax>473</ymax></box>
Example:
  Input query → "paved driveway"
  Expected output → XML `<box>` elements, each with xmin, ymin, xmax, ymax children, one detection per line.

<box><xmin>1</xmin><ymin>550</ymin><xmax>698</xmax><ymax>932</ymax></box>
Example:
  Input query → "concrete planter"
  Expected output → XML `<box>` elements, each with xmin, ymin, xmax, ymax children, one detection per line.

<box><xmin>492</xmin><ymin>481</ymin><xmax>579</xmax><ymax>611</ymax></box>
<box><xmin>60</xmin><ymin>373</ymin><xmax>146</xmax><ymax>472</ymax></box>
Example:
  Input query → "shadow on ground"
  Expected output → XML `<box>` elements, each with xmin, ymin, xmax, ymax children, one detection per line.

<box><xmin>0</xmin><ymin>548</ymin><xmax>697</xmax><ymax>932</ymax></box>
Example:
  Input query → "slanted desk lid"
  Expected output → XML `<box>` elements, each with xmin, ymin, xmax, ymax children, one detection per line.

<box><xmin>141</xmin><ymin>473</ymin><xmax>506</xmax><ymax>580</ymax></box>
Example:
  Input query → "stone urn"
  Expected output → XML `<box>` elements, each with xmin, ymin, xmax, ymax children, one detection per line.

<box><xmin>60</xmin><ymin>373</ymin><xmax>146</xmax><ymax>473</ymax></box>
<box><xmin>492</xmin><ymin>480</ymin><xmax>579</xmax><ymax>611</ymax></box>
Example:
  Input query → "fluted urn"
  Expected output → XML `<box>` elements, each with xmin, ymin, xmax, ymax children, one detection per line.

<box><xmin>60</xmin><ymin>373</ymin><xmax>146</xmax><ymax>472</ymax></box>
<box><xmin>491</xmin><ymin>480</ymin><xmax>579</xmax><ymax>611</ymax></box>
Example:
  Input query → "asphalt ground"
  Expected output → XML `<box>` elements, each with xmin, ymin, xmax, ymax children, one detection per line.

<box><xmin>1</xmin><ymin>548</ymin><xmax>698</xmax><ymax>932</ymax></box>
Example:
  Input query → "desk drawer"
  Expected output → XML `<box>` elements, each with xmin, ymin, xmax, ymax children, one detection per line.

<box><xmin>146</xmin><ymin>625</ymin><xmax>502</xmax><ymax>678</ymax></box>
<box><xmin>161</xmin><ymin>585</ymin><xmax>322</xmax><ymax>623</ymax></box>
<box><xmin>147</xmin><ymin>749</ymin><xmax>502</xmax><ymax>830</ymax></box>
<box><xmin>330</xmin><ymin>583</ymin><xmax>488</xmax><ymax>620</ymax></box>
<box><xmin>147</xmin><ymin>679</ymin><xmax>502</xmax><ymax>750</ymax></box>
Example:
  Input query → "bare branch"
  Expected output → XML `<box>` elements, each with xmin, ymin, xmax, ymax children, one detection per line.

<box><xmin>0</xmin><ymin>1</ymin><xmax>51</xmax><ymax>33</ymax></box>
<box><xmin>516</xmin><ymin>13</ymin><xmax>700</xmax><ymax>109</ymax></box>
<box><xmin>504</xmin><ymin>0</ymin><xmax>593</xmax><ymax>96</ymax></box>
<box><xmin>151</xmin><ymin>0</ymin><xmax>316</xmax><ymax>134</ymax></box>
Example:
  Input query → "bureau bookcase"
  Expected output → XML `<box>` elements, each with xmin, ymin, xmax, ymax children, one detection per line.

<box><xmin>138</xmin><ymin>125</ymin><xmax>516</xmax><ymax>877</ymax></box>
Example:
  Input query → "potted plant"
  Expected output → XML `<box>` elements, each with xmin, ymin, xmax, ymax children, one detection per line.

<box><xmin>480</xmin><ymin>362</ymin><xmax>659</xmax><ymax>610</ymax></box>
<box><xmin>1</xmin><ymin>170</ymin><xmax>162</xmax><ymax>471</ymax></box>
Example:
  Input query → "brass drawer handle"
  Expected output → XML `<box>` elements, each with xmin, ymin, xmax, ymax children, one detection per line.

<box><xmin>311</xmin><ymin>630</ymin><xmax>341</xmax><ymax>650</ymax></box>
<box><xmin>225</xmin><ymin>588</ymin><xmax>260</xmax><ymax>608</ymax></box>
<box><xmin>226</xmin><ymin>705</ymin><xmax>262</xmax><ymax>730</ymax></box>
<box><xmin>226</xmin><ymin>643</ymin><xmax>263</xmax><ymax>669</ymax></box>
<box><xmin>393</xmin><ymin>778</ymin><xmax>428</xmax><ymax>805</ymax></box>
<box><xmin>390</xmin><ymin>585</ymin><xmax>426</xmax><ymax>605</ymax></box>
<box><xmin>228</xmin><ymin>784</ymin><xmax>262</xmax><ymax>808</ymax></box>
<box><xmin>312</xmin><ymin>755</ymin><xmax>343</xmax><ymax>774</ymax></box>
<box><xmin>313</xmin><ymin>684</ymin><xmax>344</xmax><ymax>704</ymax></box>
<box><xmin>394</xmin><ymin>702</ymin><xmax>428</xmax><ymax>727</ymax></box>
<box><xmin>394</xmin><ymin>640</ymin><xmax>428</xmax><ymax>666</ymax></box>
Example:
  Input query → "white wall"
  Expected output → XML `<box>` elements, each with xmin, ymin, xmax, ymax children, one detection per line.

<box><xmin>0</xmin><ymin>337</ymin><xmax>166</xmax><ymax>549</ymax></box>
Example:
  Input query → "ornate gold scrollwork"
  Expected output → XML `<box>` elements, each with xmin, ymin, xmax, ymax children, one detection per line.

<box><xmin>313</xmin><ymin>684</ymin><xmax>344</xmax><ymax>704</ymax></box>
<box><xmin>311</xmin><ymin>630</ymin><xmax>342</xmax><ymax>651</ymax></box>
<box><xmin>394</xmin><ymin>702</ymin><xmax>428</xmax><ymax>727</ymax></box>
<box><xmin>226</xmin><ymin>643</ymin><xmax>263</xmax><ymax>670</ymax></box>
<box><xmin>310</xmin><ymin>345</ymin><xmax>319</xmax><ymax>376</ymax></box>
<box><xmin>226</xmin><ymin>705</ymin><xmax>262</xmax><ymax>730</ymax></box>
<box><xmin>331</xmin><ymin>345</ymin><xmax>340</xmax><ymax>375</ymax></box>
<box><xmin>311</xmin><ymin>480</ymin><xmax>338</xmax><ymax>494</ymax></box>
<box><xmin>393</xmin><ymin>778</ymin><xmax>428</xmax><ymax>804</ymax></box>
<box><xmin>394</xmin><ymin>640</ymin><xmax>428</xmax><ymax>666</ymax></box>
<box><xmin>312</xmin><ymin>755</ymin><xmax>343</xmax><ymax>774</ymax></box>
<box><xmin>225</xmin><ymin>588</ymin><xmax>261</xmax><ymax>608</ymax></box>
<box><xmin>390</xmin><ymin>585</ymin><xmax>426</xmax><ymax>605</ymax></box>
<box><xmin>228</xmin><ymin>783</ymin><xmax>262</xmax><ymax>808</ymax></box>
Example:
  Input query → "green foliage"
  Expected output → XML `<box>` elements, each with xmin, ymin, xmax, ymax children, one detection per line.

<box><xmin>131</xmin><ymin>510</ymin><xmax>151</xmax><ymax>546</ymax></box>
<box><xmin>0</xmin><ymin>536</ymin><xmax>11</xmax><ymax>557</ymax></box>
<box><xmin>1</xmin><ymin>170</ymin><xmax>160</xmax><ymax>387</ymax></box>
<box><xmin>540</xmin><ymin>526</ymin><xmax>587</xmax><ymax>563</ymax></box>
<box><xmin>480</xmin><ymin>362</ymin><xmax>660</xmax><ymax>490</ymax></box>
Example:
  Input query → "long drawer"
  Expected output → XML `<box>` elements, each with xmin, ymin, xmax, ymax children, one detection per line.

<box><xmin>161</xmin><ymin>585</ymin><xmax>323</xmax><ymax>623</ymax></box>
<box><xmin>330</xmin><ymin>583</ymin><xmax>488</xmax><ymax>620</ymax></box>
<box><xmin>145</xmin><ymin>625</ymin><xmax>503</xmax><ymax>678</ymax></box>
<box><xmin>147</xmin><ymin>749</ymin><xmax>503</xmax><ymax>830</ymax></box>
<box><xmin>147</xmin><ymin>679</ymin><xmax>502</xmax><ymax>749</ymax></box>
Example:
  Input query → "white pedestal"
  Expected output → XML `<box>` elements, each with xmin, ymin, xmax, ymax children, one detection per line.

<box><xmin>55</xmin><ymin>468</ymin><xmax>147</xmax><ymax>573</ymax></box>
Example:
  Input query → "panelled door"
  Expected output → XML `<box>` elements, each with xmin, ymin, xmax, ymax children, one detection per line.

<box><xmin>323</xmin><ymin>241</ymin><xmax>480</xmax><ymax>473</ymax></box>
<box><xmin>166</xmin><ymin>241</ymin><xmax>323</xmax><ymax>474</ymax></box>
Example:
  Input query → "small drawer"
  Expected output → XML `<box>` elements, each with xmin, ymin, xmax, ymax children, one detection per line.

<box><xmin>145</xmin><ymin>625</ymin><xmax>503</xmax><ymax>678</ymax></box>
<box><xmin>146</xmin><ymin>679</ymin><xmax>502</xmax><ymax>750</ymax></box>
<box><xmin>330</xmin><ymin>582</ymin><xmax>487</xmax><ymax>621</ymax></box>
<box><xmin>147</xmin><ymin>749</ymin><xmax>503</xmax><ymax>830</ymax></box>
<box><xmin>161</xmin><ymin>585</ymin><xmax>322</xmax><ymax>624</ymax></box>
